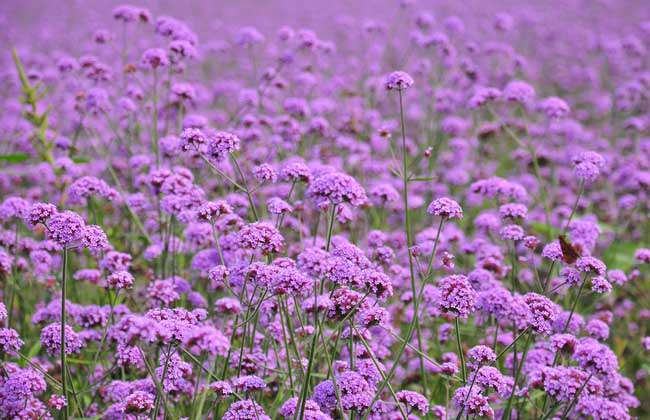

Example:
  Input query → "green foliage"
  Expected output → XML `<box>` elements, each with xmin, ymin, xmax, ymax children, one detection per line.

<box><xmin>0</xmin><ymin>153</ymin><xmax>30</xmax><ymax>163</ymax></box>
<box><xmin>11</xmin><ymin>48</ymin><xmax>55</xmax><ymax>166</ymax></box>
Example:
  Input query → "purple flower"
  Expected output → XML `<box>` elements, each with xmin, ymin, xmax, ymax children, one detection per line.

<box><xmin>384</xmin><ymin>71</ymin><xmax>414</xmax><ymax>91</ymax></box>
<box><xmin>586</xmin><ymin>319</ymin><xmax>610</xmax><ymax>340</ymax></box>
<box><xmin>337</xmin><ymin>370</ymin><xmax>374</xmax><ymax>412</ymax></box>
<box><xmin>180</xmin><ymin>127</ymin><xmax>207</xmax><ymax>151</ymax></box>
<box><xmin>307</xmin><ymin>172</ymin><xmax>368</xmax><ymax>208</ymax></box>
<box><xmin>572</xmin><ymin>151</ymin><xmax>605</xmax><ymax>182</ymax></box>
<box><xmin>40</xmin><ymin>323</ymin><xmax>84</xmax><ymax>356</ymax></box>
<box><xmin>209</xmin><ymin>380</ymin><xmax>234</xmax><ymax>398</ymax></box>
<box><xmin>452</xmin><ymin>386</ymin><xmax>493</xmax><ymax>418</ymax></box>
<box><xmin>437</xmin><ymin>274</ymin><xmax>477</xmax><ymax>318</ymax></box>
<box><xmin>467</xmin><ymin>345</ymin><xmax>496</xmax><ymax>370</ymax></box>
<box><xmin>280</xmin><ymin>161</ymin><xmax>312</xmax><ymax>183</ymax></box>
<box><xmin>576</xmin><ymin>396</ymin><xmax>630</xmax><ymax>420</ymax></box>
<box><xmin>591</xmin><ymin>276</ymin><xmax>612</xmax><ymax>293</ymax></box>
<box><xmin>540</xmin><ymin>96</ymin><xmax>570</xmax><ymax>119</ymax></box>
<box><xmin>254</xmin><ymin>164</ymin><xmax>278</xmax><ymax>183</ymax></box>
<box><xmin>503</xmin><ymin>80</ymin><xmax>535</xmax><ymax>103</ymax></box>
<box><xmin>0</xmin><ymin>197</ymin><xmax>30</xmax><ymax>221</ymax></box>
<box><xmin>106</xmin><ymin>271</ymin><xmax>135</xmax><ymax>290</ymax></box>
<box><xmin>278</xmin><ymin>397</ymin><xmax>328</xmax><ymax>419</ymax></box>
<box><xmin>576</xmin><ymin>256</ymin><xmax>607</xmax><ymax>276</ymax></box>
<box><xmin>46</xmin><ymin>211</ymin><xmax>86</xmax><ymax>247</ymax></box>
<box><xmin>542</xmin><ymin>241</ymin><xmax>563</xmax><ymax>261</ymax></box>
<box><xmin>499</xmin><ymin>224</ymin><xmax>525</xmax><ymax>241</ymax></box>
<box><xmin>232</xmin><ymin>375</ymin><xmax>266</xmax><ymax>393</ymax></box>
<box><xmin>124</xmin><ymin>391</ymin><xmax>154</xmax><ymax>414</ymax></box>
<box><xmin>68</xmin><ymin>176</ymin><xmax>118</xmax><ymax>204</ymax></box>
<box><xmin>499</xmin><ymin>203</ymin><xmax>528</xmax><ymax>220</ymax></box>
<box><xmin>141</xmin><ymin>48</ymin><xmax>169</xmax><ymax>69</ymax></box>
<box><xmin>207</xmin><ymin>131</ymin><xmax>241</xmax><ymax>160</ymax></box>
<box><xmin>574</xmin><ymin>338</ymin><xmax>619</xmax><ymax>377</ymax></box>
<box><xmin>48</xmin><ymin>394</ymin><xmax>67</xmax><ymax>410</ymax></box>
<box><xmin>267</xmin><ymin>197</ymin><xmax>293</xmax><ymax>214</ymax></box>
<box><xmin>0</xmin><ymin>328</ymin><xmax>23</xmax><ymax>355</ymax></box>
<box><xmin>81</xmin><ymin>225</ymin><xmax>110</xmax><ymax>251</ymax></box>
<box><xmin>238</xmin><ymin>222</ymin><xmax>284</xmax><ymax>255</ymax></box>
<box><xmin>523</xmin><ymin>293</ymin><xmax>558</xmax><ymax>335</ymax></box>
<box><xmin>223</xmin><ymin>399</ymin><xmax>271</xmax><ymax>420</ymax></box>
<box><xmin>540</xmin><ymin>366</ymin><xmax>601</xmax><ymax>402</ymax></box>
<box><xmin>396</xmin><ymin>390</ymin><xmax>429</xmax><ymax>413</ymax></box>
<box><xmin>468</xmin><ymin>87</ymin><xmax>501</xmax><ymax>108</ymax></box>
<box><xmin>427</xmin><ymin>197</ymin><xmax>463</xmax><ymax>219</ymax></box>
<box><xmin>26</xmin><ymin>202</ymin><xmax>57</xmax><ymax>226</ymax></box>
<box><xmin>634</xmin><ymin>248</ymin><xmax>650</xmax><ymax>264</ymax></box>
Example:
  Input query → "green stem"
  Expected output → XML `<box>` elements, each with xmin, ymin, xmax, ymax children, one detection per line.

<box><xmin>152</xmin><ymin>69</ymin><xmax>160</xmax><ymax>167</ymax></box>
<box><xmin>455</xmin><ymin>317</ymin><xmax>466</xmax><ymax>384</ymax></box>
<box><xmin>296</xmin><ymin>204</ymin><xmax>337</xmax><ymax>419</ymax></box>
<box><xmin>60</xmin><ymin>248</ymin><xmax>69</xmax><ymax>420</ymax></box>
<box><xmin>398</xmin><ymin>89</ymin><xmax>428</xmax><ymax>398</ymax></box>
<box><xmin>354</xmin><ymin>326</ymin><xmax>408</xmax><ymax>420</ymax></box>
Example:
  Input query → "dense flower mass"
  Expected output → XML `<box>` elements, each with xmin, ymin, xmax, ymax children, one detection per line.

<box><xmin>0</xmin><ymin>1</ymin><xmax>647</xmax><ymax>419</ymax></box>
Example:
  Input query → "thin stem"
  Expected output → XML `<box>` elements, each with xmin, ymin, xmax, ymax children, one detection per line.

<box><xmin>562</xmin><ymin>180</ymin><xmax>585</xmax><ymax>233</ymax></box>
<box><xmin>353</xmin><ymin>326</ymin><xmax>408</xmax><ymax>420</ymax></box>
<box><xmin>562</xmin><ymin>274</ymin><xmax>588</xmax><ymax>333</ymax></box>
<box><xmin>60</xmin><ymin>247</ymin><xmax>69</xmax><ymax>420</ymax></box>
<box><xmin>364</xmin><ymin>211</ymin><xmax>447</xmax><ymax>415</ymax></box>
<box><xmin>230</xmin><ymin>153</ymin><xmax>259</xmax><ymax>221</ymax></box>
<box><xmin>398</xmin><ymin>88</ymin><xmax>428</xmax><ymax>398</ymax></box>
<box><xmin>152</xmin><ymin>344</ymin><xmax>174</xmax><ymax>419</ymax></box>
<box><xmin>152</xmin><ymin>69</ymin><xmax>160</xmax><ymax>167</ymax></box>
<box><xmin>455</xmin><ymin>317</ymin><xmax>466</xmax><ymax>384</ymax></box>
<box><xmin>503</xmin><ymin>332</ymin><xmax>533</xmax><ymax>420</ymax></box>
<box><xmin>560</xmin><ymin>372</ymin><xmax>593</xmax><ymax>419</ymax></box>
<box><xmin>425</xmin><ymin>218</ymin><xmax>445</xmax><ymax>277</ymax></box>
<box><xmin>296</xmin><ymin>204</ymin><xmax>337</xmax><ymax>419</ymax></box>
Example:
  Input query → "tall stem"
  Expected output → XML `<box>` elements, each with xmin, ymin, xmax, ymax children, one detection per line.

<box><xmin>398</xmin><ymin>89</ymin><xmax>428</xmax><ymax>397</ymax></box>
<box><xmin>296</xmin><ymin>204</ymin><xmax>337</xmax><ymax>419</ymax></box>
<box><xmin>152</xmin><ymin>69</ymin><xmax>160</xmax><ymax>167</ymax></box>
<box><xmin>60</xmin><ymin>248</ymin><xmax>69</xmax><ymax>419</ymax></box>
<box><xmin>455</xmin><ymin>317</ymin><xmax>466</xmax><ymax>384</ymax></box>
<box><xmin>562</xmin><ymin>274</ymin><xmax>588</xmax><ymax>333</ymax></box>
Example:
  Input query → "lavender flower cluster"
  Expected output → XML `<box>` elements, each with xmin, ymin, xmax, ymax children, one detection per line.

<box><xmin>0</xmin><ymin>0</ymin><xmax>648</xmax><ymax>419</ymax></box>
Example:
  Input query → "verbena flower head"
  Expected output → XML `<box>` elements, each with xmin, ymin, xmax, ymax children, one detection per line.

<box><xmin>307</xmin><ymin>172</ymin><xmax>367</xmax><ymax>208</ymax></box>
<box><xmin>238</xmin><ymin>222</ymin><xmax>284</xmax><ymax>254</ymax></box>
<box><xmin>437</xmin><ymin>274</ymin><xmax>477</xmax><ymax>318</ymax></box>
<box><xmin>540</xmin><ymin>96</ymin><xmax>570</xmax><ymax>119</ymax></box>
<box><xmin>396</xmin><ymin>390</ymin><xmax>429</xmax><ymax>414</ymax></box>
<box><xmin>223</xmin><ymin>399</ymin><xmax>271</xmax><ymax>420</ymax></box>
<box><xmin>384</xmin><ymin>71</ymin><xmax>414</xmax><ymax>91</ymax></box>
<box><xmin>0</xmin><ymin>328</ymin><xmax>23</xmax><ymax>355</ymax></box>
<box><xmin>46</xmin><ymin>211</ymin><xmax>86</xmax><ymax>247</ymax></box>
<box><xmin>523</xmin><ymin>293</ymin><xmax>559</xmax><ymax>335</ymax></box>
<box><xmin>207</xmin><ymin>131</ymin><xmax>241</xmax><ymax>160</ymax></box>
<box><xmin>26</xmin><ymin>202</ymin><xmax>57</xmax><ymax>226</ymax></box>
<box><xmin>503</xmin><ymin>80</ymin><xmax>535</xmax><ymax>103</ymax></box>
<box><xmin>427</xmin><ymin>197</ymin><xmax>463</xmax><ymax>219</ymax></box>
<box><xmin>576</xmin><ymin>256</ymin><xmax>607</xmax><ymax>276</ymax></box>
<box><xmin>106</xmin><ymin>271</ymin><xmax>135</xmax><ymax>290</ymax></box>
<box><xmin>572</xmin><ymin>151</ymin><xmax>605</xmax><ymax>182</ymax></box>
<box><xmin>40</xmin><ymin>323</ymin><xmax>84</xmax><ymax>356</ymax></box>
<box><xmin>141</xmin><ymin>48</ymin><xmax>169</xmax><ymax>69</ymax></box>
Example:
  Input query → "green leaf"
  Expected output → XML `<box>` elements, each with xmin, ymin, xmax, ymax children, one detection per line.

<box><xmin>71</xmin><ymin>156</ymin><xmax>92</xmax><ymax>163</ymax></box>
<box><xmin>0</xmin><ymin>153</ymin><xmax>30</xmax><ymax>163</ymax></box>
<box><xmin>529</xmin><ymin>221</ymin><xmax>556</xmax><ymax>237</ymax></box>
<box><xmin>602</xmin><ymin>242</ymin><xmax>637</xmax><ymax>270</ymax></box>
<box><xmin>27</xmin><ymin>340</ymin><xmax>41</xmax><ymax>358</ymax></box>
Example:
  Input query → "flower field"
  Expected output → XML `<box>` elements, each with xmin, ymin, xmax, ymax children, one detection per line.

<box><xmin>0</xmin><ymin>1</ymin><xmax>649</xmax><ymax>418</ymax></box>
